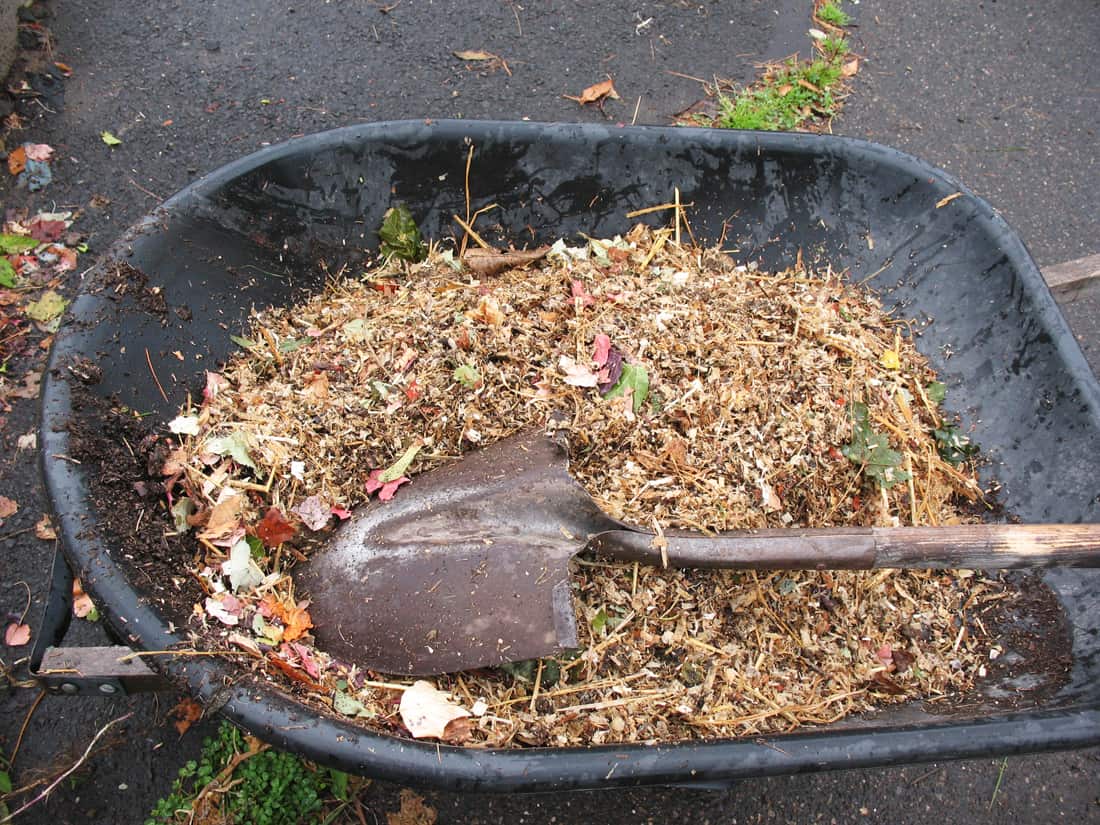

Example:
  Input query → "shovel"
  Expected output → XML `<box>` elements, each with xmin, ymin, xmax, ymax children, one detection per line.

<box><xmin>296</xmin><ymin>428</ymin><xmax>1100</xmax><ymax>675</ymax></box>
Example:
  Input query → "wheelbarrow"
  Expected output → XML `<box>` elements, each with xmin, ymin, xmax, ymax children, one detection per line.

<box><xmin>35</xmin><ymin>121</ymin><xmax>1100</xmax><ymax>790</ymax></box>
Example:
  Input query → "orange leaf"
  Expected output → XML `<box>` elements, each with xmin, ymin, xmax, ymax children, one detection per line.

<box><xmin>255</xmin><ymin>506</ymin><xmax>296</xmax><ymax>548</ymax></box>
<box><xmin>35</xmin><ymin>514</ymin><xmax>57</xmax><ymax>540</ymax></box>
<box><xmin>7</xmin><ymin>145</ymin><xmax>26</xmax><ymax>176</ymax></box>
<box><xmin>170</xmin><ymin>697</ymin><xmax>204</xmax><ymax>736</ymax></box>
<box><xmin>266</xmin><ymin>655</ymin><xmax>325</xmax><ymax>691</ymax></box>
<box><xmin>72</xmin><ymin>578</ymin><xmax>96</xmax><ymax>618</ymax></box>
<box><xmin>53</xmin><ymin>61</ymin><xmax>73</xmax><ymax>77</ymax></box>
<box><xmin>5</xmin><ymin>622</ymin><xmax>31</xmax><ymax>646</ymax></box>
<box><xmin>282</xmin><ymin>603</ymin><xmax>314</xmax><ymax>642</ymax></box>
<box><xmin>564</xmin><ymin>77</ymin><xmax>620</xmax><ymax>105</ymax></box>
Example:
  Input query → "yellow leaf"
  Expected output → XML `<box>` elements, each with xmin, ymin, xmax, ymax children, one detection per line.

<box><xmin>880</xmin><ymin>349</ymin><xmax>901</xmax><ymax>370</ymax></box>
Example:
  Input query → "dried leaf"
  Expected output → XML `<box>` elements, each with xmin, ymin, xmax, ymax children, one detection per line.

<box><xmin>281</xmin><ymin>602</ymin><xmax>314</xmax><ymax>642</ymax></box>
<box><xmin>842</xmin><ymin>58</ymin><xmax>860</xmax><ymax>77</ymax></box>
<box><xmin>4</xmin><ymin>622</ymin><xmax>30</xmax><ymax>647</ymax></box>
<box><xmin>222</xmin><ymin>539</ymin><xmax>265</xmax><ymax>591</ymax></box>
<box><xmin>27</xmin><ymin>218</ymin><xmax>66</xmax><ymax>242</ymax></box>
<box><xmin>463</xmin><ymin>246</ymin><xmax>550</xmax><ymax>278</ymax></box>
<box><xmin>34</xmin><ymin>514</ymin><xmax>56</xmax><ymax>540</ymax></box>
<box><xmin>302</xmin><ymin>371</ymin><xmax>330</xmax><ymax>403</ymax></box>
<box><xmin>205</xmin><ymin>593</ymin><xmax>243</xmax><ymax>625</ymax></box>
<box><xmin>171</xmin><ymin>497</ymin><xmax>196</xmax><ymax>532</ymax></box>
<box><xmin>293</xmin><ymin>495</ymin><xmax>331</xmax><ymax>531</ymax></box>
<box><xmin>558</xmin><ymin>354</ymin><xmax>599</xmax><ymax>387</ymax></box>
<box><xmin>203</xmin><ymin>371</ymin><xmax>231</xmax><ymax>403</ymax></box>
<box><xmin>24</xmin><ymin>143</ymin><xmax>53</xmax><ymax>162</ymax></box>
<box><xmin>0</xmin><ymin>495</ymin><xmax>17</xmax><ymax>519</ymax></box>
<box><xmin>256</xmin><ymin>506</ymin><xmax>297</xmax><ymax>546</ymax></box>
<box><xmin>170</xmin><ymin>697</ymin><xmax>204</xmax><ymax>736</ymax></box>
<box><xmin>453</xmin><ymin>49</ymin><xmax>496</xmax><ymax>61</ymax></box>
<box><xmin>168</xmin><ymin>415</ymin><xmax>201</xmax><ymax>435</ymax></box>
<box><xmin>570</xmin><ymin>279</ymin><xmax>596</xmax><ymax>308</ymax></box>
<box><xmin>72</xmin><ymin>578</ymin><xmax>98</xmax><ymax>620</ymax></box>
<box><xmin>465</xmin><ymin>294</ymin><xmax>507</xmax><ymax>326</ymax></box>
<box><xmin>564</xmin><ymin>77</ymin><xmax>620</xmax><ymax>105</ymax></box>
<box><xmin>199</xmin><ymin>492</ymin><xmax>244</xmax><ymax>541</ymax></box>
<box><xmin>399</xmin><ymin>680</ymin><xmax>471</xmax><ymax>739</ymax></box>
<box><xmin>7</xmin><ymin>145</ymin><xmax>26</xmax><ymax>175</ymax></box>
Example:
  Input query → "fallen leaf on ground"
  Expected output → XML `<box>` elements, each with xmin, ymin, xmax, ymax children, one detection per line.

<box><xmin>203</xmin><ymin>371</ymin><xmax>230</xmax><ymax>403</ymax></box>
<box><xmin>842</xmin><ymin>58</ymin><xmax>860</xmax><ymax>77</ymax></box>
<box><xmin>386</xmin><ymin>789</ymin><xmax>438</xmax><ymax>825</ymax></box>
<box><xmin>558</xmin><ymin>354</ymin><xmax>599</xmax><ymax>387</ymax></box>
<box><xmin>168</xmin><ymin>414</ymin><xmax>201</xmax><ymax>435</ymax></box>
<box><xmin>53</xmin><ymin>61</ymin><xmax>73</xmax><ymax>76</ymax></box>
<box><xmin>453</xmin><ymin>49</ymin><xmax>496</xmax><ymax>61</ymax></box>
<box><xmin>333</xmin><ymin>690</ymin><xmax>372</xmax><ymax>718</ymax></box>
<box><xmin>35</xmin><ymin>514</ymin><xmax>57</xmax><ymax>540</ymax></box>
<box><xmin>170</xmin><ymin>697</ymin><xmax>204</xmax><ymax>735</ymax></box>
<box><xmin>16</xmin><ymin>432</ymin><xmax>36</xmax><ymax>450</ymax></box>
<box><xmin>27</xmin><ymin>219</ymin><xmax>66</xmax><ymax>242</ymax></box>
<box><xmin>72</xmin><ymin>578</ymin><xmax>99</xmax><ymax>620</ymax></box>
<box><xmin>24</xmin><ymin>143</ymin><xmax>53</xmax><ymax>162</ymax></box>
<box><xmin>5</xmin><ymin>622</ymin><xmax>31</xmax><ymax>646</ymax></box>
<box><xmin>7</xmin><ymin>145</ymin><xmax>27</xmax><ymax>175</ymax></box>
<box><xmin>101</xmin><ymin>131</ymin><xmax>122</xmax><ymax>146</ymax></box>
<box><xmin>256</xmin><ymin>506</ymin><xmax>296</xmax><ymax>546</ymax></box>
<box><xmin>8</xmin><ymin>370</ymin><xmax>41</xmax><ymax>399</ymax></box>
<box><xmin>563</xmin><ymin>77</ymin><xmax>620</xmax><ymax>106</ymax></box>
<box><xmin>380</xmin><ymin>441</ymin><xmax>422</xmax><ymax>482</ymax></box>
<box><xmin>281</xmin><ymin>603</ymin><xmax>314</xmax><ymax>642</ymax></box>
<box><xmin>399</xmin><ymin>680</ymin><xmax>472</xmax><ymax>739</ymax></box>
<box><xmin>0</xmin><ymin>495</ymin><xmax>17</xmax><ymax>519</ymax></box>
<box><xmin>463</xmin><ymin>246</ymin><xmax>549</xmax><ymax>278</ymax></box>
<box><xmin>24</xmin><ymin>289</ymin><xmax>68</xmax><ymax>323</ymax></box>
<box><xmin>592</xmin><ymin>333</ymin><xmax>611</xmax><ymax>368</ymax></box>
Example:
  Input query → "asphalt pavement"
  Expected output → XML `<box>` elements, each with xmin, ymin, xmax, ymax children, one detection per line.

<box><xmin>1</xmin><ymin>0</ymin><xmax>1098</xmax><ymax>822</ymax></box>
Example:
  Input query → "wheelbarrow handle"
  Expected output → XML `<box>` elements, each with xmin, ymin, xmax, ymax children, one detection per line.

<box><xmin>588</xmin><ymin>523</ymin><xmax>1100</xmax><ymax>570</ymax></box>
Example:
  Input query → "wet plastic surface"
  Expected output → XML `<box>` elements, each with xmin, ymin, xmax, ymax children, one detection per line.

<box><xmin>39</xmin><ymin>121</ymin><xmax>1100</xmax><ymax>790</ymax></box>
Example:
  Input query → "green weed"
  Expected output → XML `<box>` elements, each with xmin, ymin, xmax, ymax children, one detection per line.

<box><xmin>716</xmin><ymin>58</ymin><xmax>843</xmax><ymax>131</ymax></box>
<box><xmin>817</xmin><ymin>0</ymin><xmax>851</xmax><ymax>27</ymax></box>
<box><xmin>147</xmin><ymin>722</ymin><xmax>352</xmax><ymax>825</ymax></box>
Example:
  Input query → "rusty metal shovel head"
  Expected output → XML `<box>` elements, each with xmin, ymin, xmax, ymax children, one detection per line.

<box><xmin>295</xmin><ymin>430</ymin><xmax>622</xmax><ymax>675</ymax></box>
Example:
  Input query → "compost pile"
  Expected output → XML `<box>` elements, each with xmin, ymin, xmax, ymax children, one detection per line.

<box><xmin>163</xmin><ymin>222</ymin><xmax>1001</xmax><ymax>747</ymax></box>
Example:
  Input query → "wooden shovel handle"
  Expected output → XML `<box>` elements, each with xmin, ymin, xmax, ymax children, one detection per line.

<box><xmin>589</xmin><ymin>523</ymin><xmax>1100</xmax><ymax>570</ymax></box>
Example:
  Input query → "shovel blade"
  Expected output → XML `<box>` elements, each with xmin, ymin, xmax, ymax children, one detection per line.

<box><xmin>295</xmin><ymin>430</ymin><xmax>614</xmax><ymax>675</ymax></box>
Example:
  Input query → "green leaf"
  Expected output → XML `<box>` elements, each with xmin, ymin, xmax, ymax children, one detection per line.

<box><xmin>230</xmin><ymin>335</ymin><xmax>258</xmax><ymax>351</ymax></box>
<box><xmin>85</xmin><ymin>604</ymin><xmax>100</xmax><ymax>622</ymax></box>
<box><xmin>0</xmin><ymin>768</ymin><xmax>12</xmax><ymax>794</ymax></box>
<box><xmin>499</xmin><ymin>658</ymin><xmax>561</xmax><ymax>688</ymax></box>
<box><xmin>380</xmin><ymin>441</ymin><xmax>422</xmax><ymax>483</ymax></box>
<box><xmin>604</xmin><ymin>363</ymin><xmax>650</xmax><ymax>413</ymax></box>
<box><xmin>453</xmin><ymin>363</ymin><xmax>482</xmax><ymax>388</ymax></box>
<box><xmin>332</xmin><ymin>691</ymin><xmax>372</xmax><ymax>718</ymax></box>
<box><xmin>206</xmin><ymin>431</ymin><xmax>257</xmax><ymax>471</ymax></box>
<box><xmin>328</xmin><ymin>769</ymin><xmax>349</xmax><ymax>801</ymax></box>
<box><xmin>277</xmin><ymin>337</ymin><xmax>308</xmax><ymax>353</ymax></box>
<box><xmin>378</xmin><ymin>204</ymin><xmax>426</xmax><ymax>263</ymax></box>
<box><xmin>841</xmin><ymin>402</ymin><xmax>910</xmax><ymax>488</ymax></box>
<box><xmin>101</xmin><ymin>130</ymin><xmax>122</xmax><ymax>146</ymax></box>
<box><xmin>246</xmin><ymin>533</ymin><xmax>265</xmax><ymax>559</ymax></box>
<box><xmin>926</xmin><ymin>381</ymin><xmax>946</xmax><ymax>405</ymax></box>
<box><xmin>0</xmin><ymin>233</ymin><xmax>38</xmax><ymax>254</ymax></box>
<box><xmin>0</xmin><ymin>258</ymin><xmax>16</xmax><ymax>288</ymax></box>
<box><xmin>934</xmin><ymin>424</ymin><xmax>978</xmax><ymax>465</ymax></box>
<box><xmin>25</xmin><ymin>289</ymin><xmax>69</xmax><ymax>323</ymax></box>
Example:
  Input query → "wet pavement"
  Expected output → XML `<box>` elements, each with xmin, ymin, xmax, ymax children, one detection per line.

<box><xmin>1</xmin><ymin>0</ymin><xmax>1098</xmax><ymax>822</ymax></box>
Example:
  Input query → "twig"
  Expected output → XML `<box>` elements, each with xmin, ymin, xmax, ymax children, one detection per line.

<box><xmin>129</xmin><ymin>178</ymin><xmax>162</xmax><ymax>200</ymax></box>
<box><xmin>452</xmin><ymin>214</ymin><xmax>492</xmax><ymax>251</ymax></box>
<box><xmin>0</xmin><ymin>711</ymin><xmax>133</xmax><ymax>824</ymax></box>
<box><xmin>8</xmin><ymin>688</ymin><xmax>46</xmax><ymax>767</ymax></box>
<box><xmin>988</xmin><ymin>757</ymin><xmax>1008</xmax><ymax>810</ymax></box>
<box><xmin>145</xmin><ymin>347</ymin><xmax>169</xmax><ymax>402</ymax></box>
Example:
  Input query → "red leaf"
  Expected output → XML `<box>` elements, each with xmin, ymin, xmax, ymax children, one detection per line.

<box><xmin>255</xmin><ymin>506</ymin><xmax>296</xmax><ymax>547</ymax></box>
<box><xmin>570</xmin><ymin>280</ymin><xmax>596</xmax><ymax>308</ymax></box>
<box><xmin>366</xmin><ymin>469</ymin><xmax>409</xmax><ymax>500</ymax></box>
<box><xmin>5</xmin><ymin>622</ymin><xmax>31</xmax><ymax>646</ymax></box>
<box><xmin>330</xmin><ymin>506</ymin><xmax>352</xmax><ymax>520</ymax></box>
<box><xmin>28</xmin><ymin>219</ymin><xmax>66</xmax><ymax>242</ymax></box>
<box><xmin>592</xmin><ymin>334</ymin><xmax>611</xmax><ymax>368</ymax></box>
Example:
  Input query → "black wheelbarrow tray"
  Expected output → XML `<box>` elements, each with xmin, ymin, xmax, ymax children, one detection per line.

<box><xmin>37</xmin><ymin>120</ymin><xmax>1100</xmax><ymax>790</ymax></box>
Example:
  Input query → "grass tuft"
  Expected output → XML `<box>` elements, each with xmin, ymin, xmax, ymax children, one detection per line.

<box><xmin>817</xmin><ymin>0</ymin><xmax>851</xmax><ymax>27</ymax></box>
